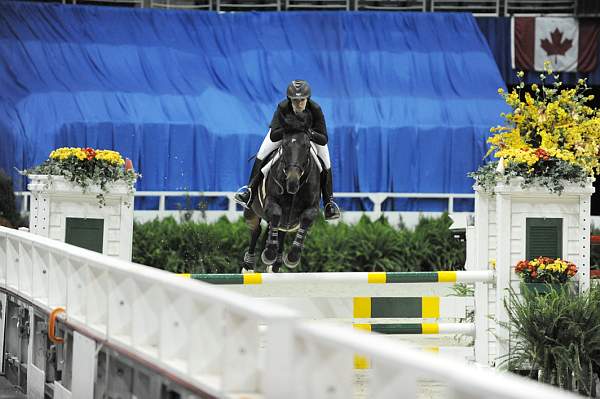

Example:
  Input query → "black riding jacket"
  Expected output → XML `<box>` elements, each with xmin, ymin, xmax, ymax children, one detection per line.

<box><xmin>269</xmin><ymin>99</ymin><xmax>328</xmax><ymax>146</ymax></box>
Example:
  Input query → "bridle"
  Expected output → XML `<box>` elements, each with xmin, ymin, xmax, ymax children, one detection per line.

<box><xmin>275</xmin><ymin>133</ymin><xmax>313</xmax><ymax>193</ymax></box>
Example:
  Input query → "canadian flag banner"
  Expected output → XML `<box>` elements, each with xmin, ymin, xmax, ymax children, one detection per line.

<box><xmin>512</xmin><ymin>17</ymin><xmax>600</xmax><ymax>73</ymax></box>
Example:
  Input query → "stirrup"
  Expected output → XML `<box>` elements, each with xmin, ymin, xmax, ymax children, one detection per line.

<box><xmin>233</xmin><ymin>186</ymin><xmax>252</xmax><ymax>209</ymax></box>
<box><xmin>325</xmin><ymin>201</ymin><xmax>341</xmax><ymax>220</ymax></box>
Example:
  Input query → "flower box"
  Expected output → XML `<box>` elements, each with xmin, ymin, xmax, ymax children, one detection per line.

<box><xmin>515</xmin><ymin>257</ymin><xmax>577</xmax><ymax>285</ymax></box>
<box><xmin>520</xmin><ymin>282</ymin><xmax>574</xmax><ymax>295</ymax></box>
<box><xmin>27</xmin><ymin>174</ymin><xmax>133</xmax><ymax>196</ymax></box>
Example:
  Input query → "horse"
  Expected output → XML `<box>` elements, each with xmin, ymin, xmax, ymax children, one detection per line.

<box><xmin>241</xmin><ymin>130</ymin><xmax>321</xmax><ymax>273</ymax></box>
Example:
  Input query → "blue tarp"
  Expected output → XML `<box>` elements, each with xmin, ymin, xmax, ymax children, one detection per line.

<box><xmin>0</xmin><ymin>2</ymin><xmax>507</xmax><ymax>211</ymax></box>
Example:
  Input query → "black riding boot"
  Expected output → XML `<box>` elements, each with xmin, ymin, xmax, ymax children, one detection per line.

<box><xmin>234</xmin><ymin>159</ymin><xmax>264</xmax><ymax>208</ymax></box>
<box><xmin>321</xmin><ymin>168</ymin><xmax>341</xmax><ymax>220</ymax></box>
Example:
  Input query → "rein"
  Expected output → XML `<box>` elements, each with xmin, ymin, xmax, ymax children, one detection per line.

<box><xmin>274</xmin><ymin>135</ymin><xmax>313</xmax><ymax>193</ymax></box>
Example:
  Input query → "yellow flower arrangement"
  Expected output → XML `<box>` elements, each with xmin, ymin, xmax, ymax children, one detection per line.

<box><xmin>471</xmin><ymin>61</ymin><xmax>600</xmax><ymax>193</ymax></box>
<box><xmin>49</xmin><ymin>147</ymin><xmax>125</xmax><ymax>166</ymax></box>
<box><xmin>24</xmin><ymin>147</ymin><xmax>137</xmax><ymax>206</ymax></box>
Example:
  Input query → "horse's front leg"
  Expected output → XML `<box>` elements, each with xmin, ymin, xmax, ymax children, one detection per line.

<box><xmin>267</xmin><ymin>231</ymin><xmax>286</xmax><ymax>273</ymax></box>
<box><xmin>284</xmin><ymin>207</ymin><xmax>318</xmax><ymax>268</ymax></box>
<box><xmin>242</xmin><ymin>209</ymin><xmax>261</xmax><ymax>273</ymax></box>
<box><xmin>261</xmin><ymin>199</ymin><xmax>282</xmax><ymax>265</ymax></box>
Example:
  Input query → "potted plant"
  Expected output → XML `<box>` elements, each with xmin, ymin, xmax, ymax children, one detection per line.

<box><xmin>22</xmin><ymin>147</ymin><xmax>138</xmax><ymax>206</ymax></box>
<box><xmin>470</xmin><ymin>62</ymin><xmax>600</xmax><ymax>194</ymax></box>
<box><xmin>514</xmin><ymin>256</ymin><xmax>578</xmax><ymax>294</ymax></box>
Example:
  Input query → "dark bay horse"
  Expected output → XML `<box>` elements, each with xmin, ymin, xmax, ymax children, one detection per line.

<box><xmin>241</xmin><ymin>130</ymin><xmax>321</xmax><ymax>273</ymax></box>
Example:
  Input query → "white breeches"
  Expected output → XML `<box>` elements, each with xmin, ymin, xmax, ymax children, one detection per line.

<box><xmin>256</xmin><ymin>129</ymin><xmax>331</xmax><ymax>172</ymax></box>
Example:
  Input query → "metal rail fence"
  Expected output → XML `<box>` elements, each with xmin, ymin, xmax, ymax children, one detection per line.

<box><xmin>56</xmin><ymin>0</ymin><xmax>583</xmax><ymax>15</ymax></box>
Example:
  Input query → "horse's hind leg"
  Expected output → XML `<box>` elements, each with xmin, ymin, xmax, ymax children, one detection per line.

<box><xmin>284</xmin><ymin>207</ymin><xmax>318</xmax><ymax>269</ymax></box>
<box><xmin>242</xmin><ymin>210</ymin><xmax>261</xmax><ymax>273</ymax></box>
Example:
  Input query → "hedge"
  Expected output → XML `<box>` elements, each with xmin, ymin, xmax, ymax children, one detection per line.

<box><xmin>0</xmin><ymin>170</ymin><xmax>20</xmax><ymax>228</ymax></box>
<box><xmin>132</xmin><ymin>213</ymin><xmax>466</xmax><ymax>273</ymax></box>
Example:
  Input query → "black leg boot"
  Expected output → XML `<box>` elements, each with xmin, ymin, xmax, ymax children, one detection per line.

<box><xmin>234</xmin><ymin>159</ymin><xmax>264</xmax><ymax>208</ymax></box>
<box><xmin>321</xmin><ymin>168</ymin><xmax>341</xmax><ymax>220</ymax></box>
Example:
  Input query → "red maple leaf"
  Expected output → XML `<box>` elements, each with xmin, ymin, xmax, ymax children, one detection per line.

<box><xmin>540</xmin><ymin>28</ymin><xmax>573</xmax><ymax>64</ymax></box>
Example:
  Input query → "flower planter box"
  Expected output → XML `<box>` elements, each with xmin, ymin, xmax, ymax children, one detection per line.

<box><xmin>520</xmin><ymin>282</ymin><xmax>575</xmax><ymax>295</ymax></box>
<box><xmin>27</xmin><ymin>174</ymin><xmax>133</xmax><ymax>197</ymax></box>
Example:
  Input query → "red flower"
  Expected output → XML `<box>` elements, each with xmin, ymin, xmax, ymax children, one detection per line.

<box><xmin>85</xmin><ymin>147</ymin><xmax>96</xmax><ymax>160</ymax></box>
<box><xmin>515</xmin><ymin>260</ymin><xmax>529</xmax><ymax>273</ymax></box>
<box><xmin>125</xmin><ymin>158</ymin><xmax>133</xmax><ymax>171</ymax></box>
<box><xmin>534</xmin><ymin>148</ymin><xmax>550</xmax><ymax>160</ymax></box>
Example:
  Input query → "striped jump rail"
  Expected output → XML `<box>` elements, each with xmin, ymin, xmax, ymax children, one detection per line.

<box><xmin>184</xmin><ymin>274</ymin><xmax>478</xmax><ymax>334</ymax></box>
<box><xmin>256</xmin><ymin>296</ymin><xmax>476</xmax><ymax>369</ymax></box>
<box><xmin>259</xmin><ymin>296</ymin><xmax>474</xmax><ymax>333</ymax></box>
<box><xmin>350</xmin><ymin>296</ymin><xmax>474</xmax><ymax>369</ymax></box>
<box><xmin>180</xmin><ymin>270</ymin><xmax>494</xmax><ymax>285</ymax></box>
<box><xmin>185</xmin><ymin>274</ymin><xmax>479</xmax><ymax>337</ymax></box>
<box><xmin>183</xmin><ymin>271</ymin><xmax>484</xmax><ymax>368</ymax></box>
<box><xmin>351</xmin><ymin>296</ymin><xmax>475</xmax><ymax>369</ymax></box>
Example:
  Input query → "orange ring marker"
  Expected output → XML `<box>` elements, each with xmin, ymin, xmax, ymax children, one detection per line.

<box><xmin>48</xmin><ymin>307</ymin><xmax>65</xmax><ymax>344</ymax></box>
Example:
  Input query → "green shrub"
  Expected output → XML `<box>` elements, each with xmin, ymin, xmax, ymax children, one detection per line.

<box><xmin>132</xmin><ymin>213</ymin><xmax>466</xmax><ymax>273</ymax></box>
<box><xmin>412</xmin><ymin>213</ymin><xmax>465</xmax><ymax>271</ymax></box>
<box><xmin>0</xmin><ymin>170</ymin><xmax>19</xmax><ymax>228</ymax></box>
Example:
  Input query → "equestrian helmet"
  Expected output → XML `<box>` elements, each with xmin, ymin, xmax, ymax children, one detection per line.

<box><xmin>286</xmin><ymin>80</ymin><xmax>311</xmax><ymax>99</ymax></box>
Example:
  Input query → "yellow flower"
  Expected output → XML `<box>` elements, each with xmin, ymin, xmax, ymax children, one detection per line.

<box><xmin>531</xmin><ymin>84</ymin><xmax>538</xmax><ymax>91</ymax></box>
<box><xmin>517</xmin><ymin>71</ymin><xmax>525</xmax><ymax>78</ymax></box>
<box><xmin>95</xmin><ymin>150</ymin><xmax>125</xmax><ymax>165</ymax></box>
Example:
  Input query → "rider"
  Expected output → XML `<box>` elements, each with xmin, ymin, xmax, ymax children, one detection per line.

<box><xmin>234</xmin><ymin>80</ymin><xmax>341</xmax><ymax>220</ymax></box>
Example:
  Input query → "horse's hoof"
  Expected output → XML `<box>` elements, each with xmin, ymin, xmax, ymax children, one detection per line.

<box><xmin>261</xmin><ymin>249</ymin><xmax>276</xmax><ymax>265</ymax></box>
<box><xmin>283</xmin><ymin>252</ymin><xmax>300</xmax><ymax>269</ymax></box>
<box><xmin>241</xmin><ymin>268</ymin><xmax>255</xmax><ymax>274</ymax></box>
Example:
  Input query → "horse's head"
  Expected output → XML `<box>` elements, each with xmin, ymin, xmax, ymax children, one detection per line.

<box><xmin>281</xmin><ymin>131</ymin><xmax>311</xmax><ymax>195</ymax></box>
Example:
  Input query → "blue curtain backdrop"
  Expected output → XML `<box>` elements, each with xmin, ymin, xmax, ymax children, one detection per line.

<box><xmin>0</xmin><ymin>2</ymin><xmax>507</xmax><ymax>211</ymax></box>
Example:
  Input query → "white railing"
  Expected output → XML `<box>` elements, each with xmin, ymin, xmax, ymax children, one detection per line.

<box><xmin>15</xmin><ymin>191</ymin><xmax>476</xmax><ymax>227</ymax></box>
<box><xmin>0</xmin><ymin>226</ymin><xmax>296</xmax><ymax>397</ymax></box>
<box><xmin>0</xmin><ymin>226</ymin><xmax>583</xmax><ymax>398</ymax></box>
